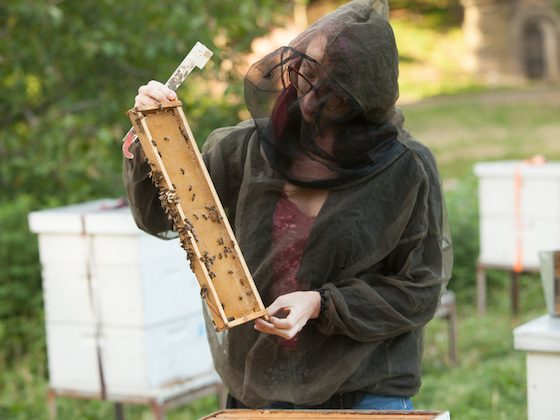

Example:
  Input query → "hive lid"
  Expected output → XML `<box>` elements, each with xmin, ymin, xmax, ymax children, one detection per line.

<box><xmin>28</xmin><ymin>198</ymin><xmax>140</xmax><ymax>235</ymax></box>
<box><xmin>473</xmin><ymin>160</ymin><xmax>560</xmax><ymax>178</ymax></box>
<box><xmin>513</xmin><ymin>314</ymin><xmax>560</xmax><ymax>353</ymax></box>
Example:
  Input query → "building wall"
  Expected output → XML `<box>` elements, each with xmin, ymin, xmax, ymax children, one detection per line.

<box><xmin>461</xmin><ymin>0</ymin><xmax>560</xmax><ymax>82</ymax></box>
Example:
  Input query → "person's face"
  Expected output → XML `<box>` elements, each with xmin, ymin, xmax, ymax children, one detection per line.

<box><xmin>291</xmin><ymin>37</ymin><xmax>351</xmax><ymax>124</ymax></box>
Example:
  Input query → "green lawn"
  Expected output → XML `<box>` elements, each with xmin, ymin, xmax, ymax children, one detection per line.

<box><xmin>401</xmin><ymin>86</ymin><xmax>560</xmax><ymax>180</ymax></box>
<box><xmin>416</xmin><ymin>274</ymin><xmax>547</xmax><ymax>420</ymax></box>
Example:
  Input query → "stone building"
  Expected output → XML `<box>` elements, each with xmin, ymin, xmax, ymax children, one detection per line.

<box><xmin>461</xmin><ymin>0</ymin><xmax>560</xmax><ymax>82</ymax></box>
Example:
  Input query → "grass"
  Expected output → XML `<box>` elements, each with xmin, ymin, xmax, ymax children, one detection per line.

<box><xmin>400</xmin><ymin>88</ymin><xmax>560</xmax><ymax>180</ymax></box>
<box><xmin>416</xmin><ymin>273</ymin><xmax>547</xmax><ymax>420</ymax></box>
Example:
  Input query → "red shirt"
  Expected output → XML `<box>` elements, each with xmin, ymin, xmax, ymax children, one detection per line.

<box><xmin>270</xmin><ymin>194</ymin><xmax>316</xmax><ymax>348</ymax></box>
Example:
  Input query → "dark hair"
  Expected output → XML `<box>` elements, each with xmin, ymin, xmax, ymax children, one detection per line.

<box><xmin>271</xmin><ymin>84</ymin><xmax>301</xmax><ymax>141</ymax></box>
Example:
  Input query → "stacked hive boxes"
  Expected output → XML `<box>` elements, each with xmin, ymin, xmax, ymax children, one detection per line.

<box><xmin>28</xmin><ymin>199</ymin><xmax>214</xmax><ymax>396</ymax></box>
<box><xmin>474</xmin><ymin>161</ymin><xmax>560</xmax><ymax>269</ymax></box>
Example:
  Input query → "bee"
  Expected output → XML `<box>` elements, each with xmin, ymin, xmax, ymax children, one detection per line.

<box><xmin>179</xmin><ymin>127</ymin><xmax>189</xmax><ymax>139</ymax></box>
<box><xmin>166</xmin><ymin>191</ymin><xmax>177</xmax><ymax>204</ymax></box>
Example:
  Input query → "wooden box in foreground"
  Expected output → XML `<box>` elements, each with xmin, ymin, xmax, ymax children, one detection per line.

<box><xmin>199</xmin><ymin>409</ymin><xmax>450</xmax><ymax>420</ymax></box>
<box><xmin>127</xmin><ymin>101</ymin><xmax>267</xmax><ymax>331</ymax></box>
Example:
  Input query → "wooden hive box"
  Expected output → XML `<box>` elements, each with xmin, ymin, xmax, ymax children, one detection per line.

<box><xmin>474</xmin><ymin>160</ymin><xmax>560</xmax><ymax>269</ymax></box>
<box><xmin>127</xmin><ymin>101</ymin><xmax>268</xmax><ymax>331</ymax></box>
<box><xmin>199</xmin><ymin>409</ymin><xmax>451</xmax><ymax>420</ymax></box>
<box><xmin>28</xmin><ymin>199</ymin><xmax>215</xmax><ymax>395</ymax></box>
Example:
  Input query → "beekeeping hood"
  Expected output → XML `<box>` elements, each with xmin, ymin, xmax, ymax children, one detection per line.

<box><xmin>244</xmin><ymin>0</ymin><xmax>399</xmax><ymax>188</ymax></box>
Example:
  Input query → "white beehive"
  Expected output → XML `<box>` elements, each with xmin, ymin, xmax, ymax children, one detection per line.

<box><xmin>28</xmin><ymin>199</ymin><xmax>214</xmax><ymax>395</ymax></box>
<box><xmin>474</xmin><ymin>161</ymin><xmax>560</xmax><ymax>269</ymax></box>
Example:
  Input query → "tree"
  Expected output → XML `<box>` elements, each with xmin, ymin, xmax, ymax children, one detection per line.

<box><xmin>0</xmin><ymin>0</ymin><xmax>291</xmax><ymax>362</ymax></box>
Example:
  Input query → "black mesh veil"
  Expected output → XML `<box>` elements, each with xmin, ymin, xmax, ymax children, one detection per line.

<box><xmin>244</xmin><ymin>0</ymin><xmax>401</xmax><ymax>188</ymax></box>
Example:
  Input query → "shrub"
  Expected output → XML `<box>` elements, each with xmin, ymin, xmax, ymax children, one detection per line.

<box><xmin>444</xmin><ymin>176</ymin><xmax>480</xmax><ymax>302</ymax></box>
<box><xmin>0</xmin><ymin>195</ymin><xmax>44</xmax><ymax>365</ymax></box>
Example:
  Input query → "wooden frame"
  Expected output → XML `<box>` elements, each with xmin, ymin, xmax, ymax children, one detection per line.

<box><xmin>127</xmin><ymin>101</ymin><xmax>268</xmax><ymax>331</ymax></box>
<box><xmin>199</xmin><ymin>409</ymin><xmax>451</xmax><ymax>420</ymax></box>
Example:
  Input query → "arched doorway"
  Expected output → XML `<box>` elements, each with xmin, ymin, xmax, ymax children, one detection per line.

<box><xmin>522</xmin><ymin>19</ymin><xmax>546</xmax><ymax>79</ymax></box>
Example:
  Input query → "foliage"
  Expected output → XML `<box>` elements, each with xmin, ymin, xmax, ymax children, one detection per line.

<box><xmin>441</xmin><ymin>177</ymin><xmax>479</xmax><ymax>303</ymax></box>
<box><xmin>0</xmin><ymin>196</ymin><xmax>44</xmax><ymax>363</ymax></box>
<box><xmin>391</xmin><ymin>18</ymin><xmax>484</xmax><ymax>103</ymax></box>
<box><xmin>0</xmin><ymin>0</ymin><xmax>290</xmax><ymax>203</ymax></box>
<box><xmin>390</xmin><ymin>0</ymin><xmax>463</xmax><ymax>28</ymax></box>
<box><xmin>0</xmin><ymin>0</ymin><xmax>291</xmax><ymax>366</ymax></box>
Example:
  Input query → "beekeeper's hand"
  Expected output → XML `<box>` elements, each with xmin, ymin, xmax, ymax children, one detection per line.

<box><xmin>135</xmin><ymin>80</ymin><xmax>177</xmax><ymax>108</ymax></box>
<box><xmin>254</xmin><ymin>291</ymin><xmax>321</xmax><ymax>340</ymax></box>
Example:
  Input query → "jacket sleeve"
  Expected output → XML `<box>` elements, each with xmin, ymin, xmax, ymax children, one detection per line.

<box><xmin>122</xmin><ymin>120</ymin><xmax>255</xmax><ymax>237</ymax></box>
<box><xmin>122</xmin><ymin>141</ymin><xmax>172</xmax><ymax>237</ymax></box>
<box><xmin>312</xmin><ymin>152</ymin><xmax>453</xmax><ymax>342</ymax></box>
